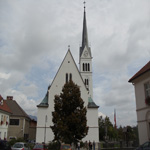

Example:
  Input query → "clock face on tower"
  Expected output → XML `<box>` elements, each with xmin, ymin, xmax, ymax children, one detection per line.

<box><xmin>84</xmin><ymin>51</ymin><xmax>88</xmax><ymax>57</ymax></box>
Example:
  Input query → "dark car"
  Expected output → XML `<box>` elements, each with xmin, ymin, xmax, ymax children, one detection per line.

<box><xmin>136</xmin><ymin>141</ymin><xmax>150</xmax><ymax>150</ymax></box>
<box><xmin>32</xmin><ymin>143</ymin><xmax>48</xmax><ymax>150</ymax></box>
<box><xmin>0</xmin><ymin>140</ymin><xmax>12</xmax><ymax>150</ymax></box>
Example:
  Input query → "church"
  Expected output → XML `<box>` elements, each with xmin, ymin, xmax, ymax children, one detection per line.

<box><xmin>36</xmin><ymin>6</ymin><xmax>99</xmax><ymax>143</ymax></box>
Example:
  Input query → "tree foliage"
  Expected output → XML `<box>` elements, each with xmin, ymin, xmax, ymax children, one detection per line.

<box><xmin>99</xmin><ymin>116</ymin><xmax>117</xmax><ymax>141</ymax></box>
<box><xmin>99</xmin><ymin>116</ymin><xmax>139</xmax><ymax>143</ymax></box>
<box><xmin>51</xmin><ymin>80</ymin><xmax>88</xmax><ymax>144</ymax></box>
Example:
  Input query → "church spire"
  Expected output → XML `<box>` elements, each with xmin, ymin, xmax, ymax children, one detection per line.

<box><xmin>80</xmin><ymin>1</ymin><xmax>89</xmax><ymax>56</ymax></box>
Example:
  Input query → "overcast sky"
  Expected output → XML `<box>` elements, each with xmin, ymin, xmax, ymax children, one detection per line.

<box><xmin>0</xmin><ymin>0</ymin><xmax>150</xmax><ymax>127</ymax></box>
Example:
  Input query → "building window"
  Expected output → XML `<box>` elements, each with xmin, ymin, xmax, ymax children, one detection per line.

<box><xmin>69</xmin><ymin>73</ymin><xmax>72</xmax><ymax>81</ymax></box>
<box><xmin>1</xmin><ymin>115</ymin><xmax>3</xmax><ymax>125</ymax></box>
<box><xmin>85</xmin><ymin>79</ymin><xmax>89</xmax><ymax>86</ymax></box>
<box><xmin>88</xmin><ymin>63</ymin><xmax>90</xmax><ymax>71</ymax></box>
<box><xmin>83</xmin><ymin>63</ymin><xmax>90</xmax><ymax>71</ymax></box>
<box><xmin>4</xmin><ymin>132</ymin><xmax>6</xmax><ymax>140</ymax></box>
<box><xmin>83</xmin><ymin>63</ymin><xmax>85</xmax><ymax>71</ymax></box>
<box><xmin>66</xmin><ymin>73</ymin><xmax>73</xmax><ymax>83</ymax></box>
<box><xmin>85</xmin><ymin>63</ymin><xmax>88</xmax><ymax>71</ymax></box>
<box><xmin>10</xmin><ymin>119</ymin><xmax>19</xmax><ymax>126</ymax></box>
<box><xmin>144</xmin><ymin>82</ymin><xmax>150</xmax><ymax>98</ymax></box>
<box><xmin>66</xmin><ymin>73</ymin><xmax>68</xmax><ymax>83</ymax></box>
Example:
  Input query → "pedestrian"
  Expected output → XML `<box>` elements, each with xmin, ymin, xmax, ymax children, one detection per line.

<box><xmin>85</xmin><ymin>141</ymin><xmax>88</xmax><ymax>150</ymax></box>
<box><xmin>93</xmin><ymin>141</ymin><xmax>95</xmax><ymax>150</ymax></box>
<box><xmin>90</xmin><ymin>142</ymin><xmax>92</xmax><ymax>150</ymax></box>
<box><xmin>88</xmin><ymin>141</ymin><xmax>91</xmax><ymax>150</ymax></box>
<box><xmin>77</xmin><ymin>142</ymin><xmax>80</xmax><ymax>150</ymax></box>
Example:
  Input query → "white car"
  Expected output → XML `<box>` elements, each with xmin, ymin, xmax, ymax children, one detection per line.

<box><xmin>11</xmin><ymin>142</ymin><xmax>30</xmax><ymax>150</ymax></box>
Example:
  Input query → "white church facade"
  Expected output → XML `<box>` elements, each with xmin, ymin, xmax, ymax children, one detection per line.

<box><xmin>36</xmin><ymin>7</ymin><xmax>99</xmax><ymax>143</ymax></box>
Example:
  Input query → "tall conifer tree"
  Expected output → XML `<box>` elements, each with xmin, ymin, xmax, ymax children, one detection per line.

<box><xmin>51</xmin><ymin>80</ymin><xmax>88</xmax><ymax>144</ymax></box>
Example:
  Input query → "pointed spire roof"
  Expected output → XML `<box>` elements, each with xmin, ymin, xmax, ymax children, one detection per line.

<box><xmin>80</xmin><ymin>3</ymin><xmax>90</xmax><ymax>57</ymax></box>
<box><xmin>82</xmin><ymin>5</ymin><xmax>88</xmax><ymax>49</ymax></box>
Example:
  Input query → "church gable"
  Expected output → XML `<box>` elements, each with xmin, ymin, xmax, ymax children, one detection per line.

<box><xmin>47</xmin><ymin>49</ymin><xmax>89</xmax><ymax>106</ymax></box>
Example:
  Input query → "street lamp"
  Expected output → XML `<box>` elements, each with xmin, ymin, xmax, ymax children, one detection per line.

<box><xmin>44</xmin><ymin>115</ymin><xmax>47</xmax><ymax>143</ymax></box>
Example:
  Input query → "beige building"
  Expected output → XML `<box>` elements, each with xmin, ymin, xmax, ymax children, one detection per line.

<box><xmin>5</xmin><ymin>96</ymin><xmax>31</xmax><ymax>140</ymax></box>
<box><xmin>129</xmin><ymin>61</ymin><xmax>150</xmax><ymax>145</ymax></box>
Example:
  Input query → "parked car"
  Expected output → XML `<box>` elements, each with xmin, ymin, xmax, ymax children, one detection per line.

<box><xmin>136</xmin><ymin>141</ymin><xmax>150</xmax><ymax>150</ymax></box>
<box><xmin>0</xmin><ymin>140</ymin><xmax>12</xmax><ymax>150</ymax></box>
<box><xmin>32</xmin><ymin>143</ymin><xmax>48</xmax><ymax>150</ymax></box>
<box><xmin>60</xmin><ymin>144</ymin><xmax>72</xmax><ymax>150</ymax></box>
<box><xmin>11</xmin><ymin>142</ymin><xmax>30</xmax><ymax>150</ymax></box>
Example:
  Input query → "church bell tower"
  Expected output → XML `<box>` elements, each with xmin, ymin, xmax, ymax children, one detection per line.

<box><xmin>79</xmin><ymin>4</ymin><xmax>93</xmax><ymax>99</ymax></box>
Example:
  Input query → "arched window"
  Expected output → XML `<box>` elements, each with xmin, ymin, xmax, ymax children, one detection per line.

<box><xmin>85</xmin><ymin>63</ymin><xmax>88</xmax><ymax>71</ymax></box>
<box><xmin>85</xmin><ymin>79</ymin><xmax>89</xmax><ymax>86</ymax></box>
<box><xmin>83</xmin><ymin>63</ymin><xmax>85</xmax><ymax>71</ymax></box>
<box><xmin>88</xmin><ymin>63</ymin><xmax>90</xmax><ymax>71</ymax></box>
<box><xmin>66</xmin><ymin>73</ymin><xmax>68</xmax><ymax>83</ymax></box>
<box><xmin>70</xmin><ymin>73</ymin><xmax>72</xmax><ymax>81</ymax></box>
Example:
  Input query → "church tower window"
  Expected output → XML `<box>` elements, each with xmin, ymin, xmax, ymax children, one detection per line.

<box><xmin>85</xmin><ymin>79</ymin><xmax>89</xmax><ymax>86</ymax></box>
<box><xmin>88</xmin><ymin>63</ymin><xmax>90</xmax><ymax>71</ymax></box>
<box><xmin>85</xmin><ymin>63</ymin><xmax>88</xmax><ymax>71</ymax></box>
<box><xmin>83</xmin><ymin>63</ymin><xmax>85</xmax><ymax>71</ymax></box>
<box><xmin>87</xmin><ymin>79</ymin><xmax>89</xmax><ymax>85</ymax></box>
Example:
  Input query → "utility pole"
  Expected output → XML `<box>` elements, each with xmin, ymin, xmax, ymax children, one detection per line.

<box><xmin>44</xmin><ymin>115</ymin><xmax>47</xmax><ymax>143</ymax></box>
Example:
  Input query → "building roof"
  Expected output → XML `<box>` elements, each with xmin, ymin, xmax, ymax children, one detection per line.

<box><xmin>88</xmin><ymin>97</ymin><xmax>99</xmax><ymax>108</ymax></box>
<box><xmin>128</xmin><ymin>61</ymin><xmax>150</xmax><ymax>82</ymax></box>
<box><xmin>5</xmin><ymin>99</ymin><xmax>30</xmax><ymax>119</ymax></box>
<box><xmin>37</xmin><ymin>92</ymin><xmax>49</xmax><ymax>107</ymax></box>
<box><xmin>0</xmin><ymin>95</ymin><xmax>12</xmax><ymax>114</ymax></box>
<box><xmin>80</xmin><ymin>7</ymin><xmax>92</xmax><ymax>57</ymax></box>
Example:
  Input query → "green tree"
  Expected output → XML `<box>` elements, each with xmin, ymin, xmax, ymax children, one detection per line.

<box><xmin>99</xmin><ymin>116</ymin><xmax>105</xmax><ymax>140</ymax></box>
<box><xmin>51</xmin><ymin>80</ymin><xmax>88</xmax><ymax>144</ymax></box>
<box><xmin>99</xmin><ymin>116</ymin><xmax>118</xmax><ymax>141</ymax></box>
<box><xmin>105</xmin><ymin>116</ymin><xmax>117</xmax><ymax>140</ymax></box>
<box><xmin>118</xmin><ymin>126</ymin><xmax>124</xmax><ymax>140</ymax></box>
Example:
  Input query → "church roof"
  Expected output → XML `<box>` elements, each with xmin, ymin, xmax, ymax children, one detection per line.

<box><xmin>37</xmin><ymin>92</ymin><xmax>49</xmax><ymax>107</ymax></box>
<box><xmin>82</xmin><ymin>9</ymin><xmax>88</xmax><ymax>49</ymax></box>
<box><xmin>80</xmin><ymin>7</ymin><xmax>91</xmax><ymax>57</ymax></box>
<box><xmin>88</xmin><ymin>97</ymin><xmax>99</xmax><ymax>108</ymax></box>
<box><xmin>128</xmin><ymin>61</ymin><xmax>150</xmax><ymax>82</ymax></box>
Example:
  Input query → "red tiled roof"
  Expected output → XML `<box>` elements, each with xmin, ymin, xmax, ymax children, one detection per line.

<box><xmin>129</xmin><ymin>61</ymin><xmax>150</xmax><ymax>82</ymax></box>
<box><xmin>0</xmin><ymin>95</ymin><xmax>12</xmax><ymax>114</ymax></box>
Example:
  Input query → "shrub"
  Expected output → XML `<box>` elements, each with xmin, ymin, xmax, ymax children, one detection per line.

<box><xmin>48</xmin><ymin>141</ymin><xmax>60</xmax><ymax>150</ymax></box>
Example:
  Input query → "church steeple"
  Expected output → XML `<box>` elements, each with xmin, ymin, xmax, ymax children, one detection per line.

<box><xmin>80</xmin><ymin>2</ymin><xmax>91</xmax><ymax>57</ymax></box>
<box><xmin>82</xmin><ymin>4</ymin><xmax>88</xmax><ymax>50</ymax></box>
<box><xmin>79</xmin><ymin>2</ymin><xmax>93</xmax><ymax>99</ymax></box>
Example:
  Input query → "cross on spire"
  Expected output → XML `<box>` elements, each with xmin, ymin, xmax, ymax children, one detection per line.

<box><xmin>68</xmin><ymin>45</ymin><xmax>70</xmax><ymax>50</ymax></box>
<box><xmin>83</xmin><ymin>1</ymin><xmax>86</xmax><ymax>11</ymax></box>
